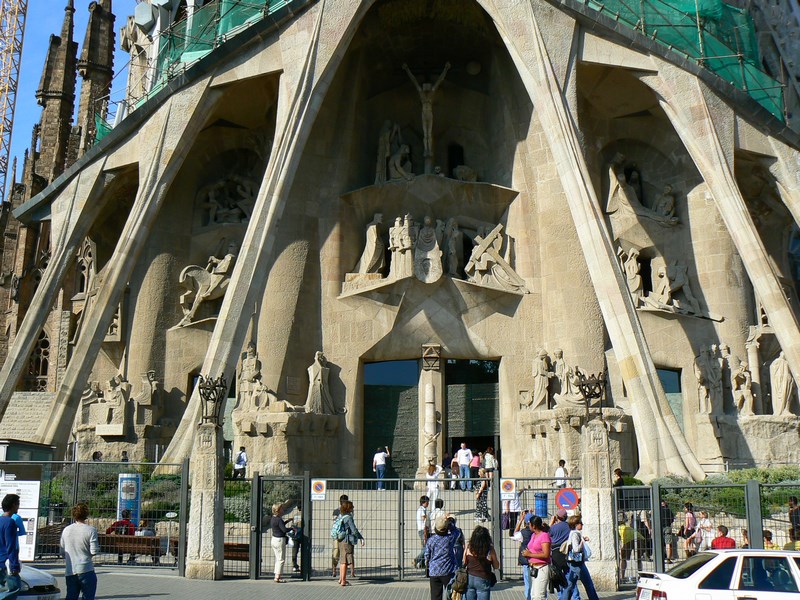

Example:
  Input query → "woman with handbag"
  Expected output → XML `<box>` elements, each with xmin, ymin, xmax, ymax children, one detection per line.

<box><xmin>474</xmin><ymin>469</ymin><xmax>490</xmax><ymax>523</ymax></box>
<box><xmin>424</xmin><ymin>515</ymin><xmax>458</xmax><ymax>600</ymax></box>
<box><xmin>522</xmin><ymin>516</ymin><xmax>551</xmax><ymax>600</ymax></box>
<box><xmin>682</xmin><ymin>502</ymin><xmax>697</xmax><ymax>557</ymax></box>
<box><xmin>463</xmin><ymin>526</ymin><xmax>499</xmax><ymax>600</ymax></box>
<box><xmin>562</xmin><ymin>516</ymin><xmax>599</xmax><ymax>600</ymax></box>
<box><xmin>337</xmin><ymin>501</ymin><xmax>364</xmax><ymax>587</ymax></box>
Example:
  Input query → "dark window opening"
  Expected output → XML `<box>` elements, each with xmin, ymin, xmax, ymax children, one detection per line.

<box><xmin>448</xmin><ymin>144</ymin><xmax>465</xmax><ymax>178</ymax></box>
<box><xmin>639</xmin><ymin>256</ymin><xmax>653</xmax><ymax>296</ymax></box>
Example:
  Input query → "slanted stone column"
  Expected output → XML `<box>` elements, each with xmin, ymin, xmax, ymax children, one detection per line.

<box><xmin>417</xmin><ymin>344</ymin><xmax>444</xmax><ymax>479</ymax></box>
<box><xmin>185</xmin><ymin>375</ymin><xmax>226</xmax><ymax>580</ymax></box>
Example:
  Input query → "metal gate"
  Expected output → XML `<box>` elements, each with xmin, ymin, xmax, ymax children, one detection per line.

<box><xmin>613</xmin><ymin>485</ymin><xmax>654</xmax><ymax>589</ymax></box>
<box><xmin>255</xmin><ymin>475</ymin><xmax>307</xmax><ymax>580</ymax></box>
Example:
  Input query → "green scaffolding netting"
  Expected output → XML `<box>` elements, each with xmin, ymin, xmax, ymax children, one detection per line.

<box><xmin>584</xmin><ymin>0</ymin><xmax>784</xmax><ymax>121</ymax></box>
<box><xmin>94</xmin><ymin>113</ymin><xmax>113</xmax><ymax>143</ymax></box>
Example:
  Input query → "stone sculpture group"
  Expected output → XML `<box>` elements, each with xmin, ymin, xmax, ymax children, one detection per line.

<box><xmin>524</xmin><ymin>348</ymin><xmax>591</xmax><ymax>411</ymax></box>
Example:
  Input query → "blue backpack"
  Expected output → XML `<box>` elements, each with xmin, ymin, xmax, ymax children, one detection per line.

<box><xmin>330</xmin><ymin>516</ymin><xmax>346</xmax><ymax>540</ymax></box>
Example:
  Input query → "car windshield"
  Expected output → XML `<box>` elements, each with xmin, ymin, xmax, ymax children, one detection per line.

<box><xmin>667</xmin><ymin>553</ymin><xmax>717</xmax><ymax>579</ymax></box>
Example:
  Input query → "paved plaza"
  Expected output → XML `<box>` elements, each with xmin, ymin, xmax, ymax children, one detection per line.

<box><xmin>38</xmin><ymin>565</ymin><xmax>633</xmax><ymax>599</ymax></box>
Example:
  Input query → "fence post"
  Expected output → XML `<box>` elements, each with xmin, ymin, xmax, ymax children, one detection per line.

<box><xmin>71</xmin><ymin>460</ymin><xmax>80</xmax><ymax>509</ymax></box>
<box><xmin>745</xmin><ymin>480</ymin><xmax>764</xmax><ymax>550</ymax></box>
<box><xmin>650</xmin><ymin>482</ymin><xmax>664</xmax><ymax>573</ymax></box>
<box><xmin>178</xmin><ymin>456</ymin><xmax>190</xmax><ymax>577</ymax></box>
<box><xmin>301</xmin><ymin>471</ymin><xmax>311</xmax><ymax>581</ymax></box>
<box><xmin>248</xmin><ymin>472</ymin><xmax>260</xmax><ymax>580</ymax></box>
<box><xmin>398</xmin><ymin>478</ymin><xmax>405</xmax><ymax>581</ymax></box>
<box><xmin>492</xmin><ymin>474</ymin><xmax>503</xmax><ymax>580</ymax></box>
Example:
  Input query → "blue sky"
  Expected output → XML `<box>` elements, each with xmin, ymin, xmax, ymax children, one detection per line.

<box><xmin>9</xmin><ymin>0</ymin><xmax>137</xmax><ymax>182</ymax></box>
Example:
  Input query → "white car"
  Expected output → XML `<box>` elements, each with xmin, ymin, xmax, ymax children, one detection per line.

<box><xmin>0</xmin><ymin>565</ymin><xmax>60</xmax><ymax>600</ymax></box>
<box><xmin>636</xmin><ymin>550</ymin><xmax>800</xmax><ymax>600</ymax></box>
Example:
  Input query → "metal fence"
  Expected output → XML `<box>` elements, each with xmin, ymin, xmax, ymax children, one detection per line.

<box><xmin>1</xmin><ymin>460</ymin><xmax>187</xmax><ymax>569</ymax></box>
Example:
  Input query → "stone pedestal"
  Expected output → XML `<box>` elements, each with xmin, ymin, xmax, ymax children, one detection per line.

<box><xmin>185</xmin><ymin>422</ymin><xmax>224</xmax><ymax>580</ymax></box>
<box><xmin>580</xmin><ymin>418</ymin><xmax>620</xmax><ymax>591</ymax></box>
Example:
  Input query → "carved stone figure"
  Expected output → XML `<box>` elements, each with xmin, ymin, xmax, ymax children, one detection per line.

<box><xmin>553</xmin><ymin>366</ymin><xmax>588</xmax><ymax>408</ymax></box>
<box><xmin>356</xmin><ymin>214</ymin><xmax>387</xmax><ymax>275</ymax></box>
<box><xmin>551</xmin><ymin>348</ymin><xmax>567</xmax><ymax>397</ymax></box>
<box><xmin>770</xmin><ymin>352</ymin><xmax>795</xmax><ymax>415</ymax></box>
<box><xmin>133</xmin><ymin>370</ymin><xmax>162</xmax><ymax>426</ymax></box>
<box><xmin>733</xmin><ymin>361</ymin><xmax>755</xmax><ymax>416</ymax></box>
<box><xmin>708</xmin><ymin>344</ymin><xmax>724</xmax><ymax>415</ymax></box>
<box><xmin>305</xmin><ymin>351</ymin><xmax>338</xmax><ymax>415</ymax></box>
<box><xmin>388</xmin><ymin>216</ymin><xmax>403</xmax><ymax>279</ymax></box>
<box><xmin>388</xmin><ymin>144</ymin><xmax>414</xmax><ymax>181</ymax></box>
<box><xmin>398</xmin><ymin>214</ymin><xmax>418</xmax><ymax>278</ymax></box>
<box><xmin>375</xmin><ymin>121</ymin><xmax>402</xmax><ymax>185</ymax></box>
<box><xmin>443</xmin><ymin>218</ymin><xmax>463</xmax><ymax>277</ymax></box>
<box><xmin>606</xmin><ymin>154</ymin><xmax>679</xmax><ymax>227</ymax></box>
<box><xmin>646</xmin><ymin>262</ymin><xmax>702</xmax><ymax>315</ymax></box>
<box><xmin>694</xmin><ymin>350</ymin><xmax>712</xmax><ymax>414</ymax></box>
<box><xmin>654</xmin><ymin>184</ymin><xmax>676</xmax><ymax>218</ymax></box>
<box><xmin>402</xmin><ymin>62</ymin><xmax>450</xmax><ymax>162</ymax></box>
<box><xmin>453</xmin><ymin>165</ymin><xmax>477</xmax><ymax>182</ymax></box>
<box><xmin>531</xmin><ymin>349</ymin><xmax>554</xmax><ymax>410</ymax></box>
<box><xmin>177</xmin><ymin>242</ymin><xmax>238</xmax><ymax>327</ymax></box>
<box><xmin>414</xmin><ymin>216</ymin><xmax>444</xmax><ymax>283</ymax></box>
<box><xmin>237</xmin><ymin>342</ymin><xmax>268</xmax><ymax>412</ymax></box>
<box><xmin>618</xmin><ymin>247</ymin><xmax>643</xmax><ymax>306</ymax></box>
<box><xmin>96</xmin><ymin>375</ymin><xmax>130</xmax><ymax>426</ymax></box>
<box><xmin>422</xmin><ymin>383</ymin><xmax>440</xmax><ymax>465</ymax></box>
<box><xmin>464</xmin><ymin>224</ymin><xmax>526</xmax><ymax>293</ymax></box>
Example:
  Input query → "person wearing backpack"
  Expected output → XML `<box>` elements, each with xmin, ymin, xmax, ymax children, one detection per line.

<box><xmin>336</xmin><ymin>500</ymin><xmax>364</xmax><ymax>587</ymax></box>
<box><xmin>562</xmin><ymin>516</ymin><xmax>599</xmax><ymax>600</ymax></box>
<box><xmin>233</xmin><ymin>447</ymin><xmax>247</xmax><ymax>479</ymax></box>
<box><xmin>331</xmin><ymin>495</ymin><xmax>348</xmax><ymax>577</ymax></box>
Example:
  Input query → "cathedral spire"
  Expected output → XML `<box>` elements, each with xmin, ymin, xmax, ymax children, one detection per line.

<box><xmin>62</xmin><ymin>1</ymin><xmax>76</xmax><ymax>42</ymax></box>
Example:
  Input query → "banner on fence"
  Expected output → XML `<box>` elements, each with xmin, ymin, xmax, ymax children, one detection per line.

<box><xmin>117</xmin><ymin>473</ymin><xmax>142</xmax><ymax>524</ymax></box>
<box><xmin>311</xmin><ymin>479</ymin><xmax>327</xmax><ymax>501</ymax></box>
<box><xmin>0</xmin><ymin>480</ymin><xmax>40</xmax><ymax>561</ymax></box>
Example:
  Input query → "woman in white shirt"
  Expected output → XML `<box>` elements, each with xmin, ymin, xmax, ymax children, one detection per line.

<box><xmin>483</xmin><ymin>447</ymin><xmax>497</xmax><ymax>482</ymax></box>
<box><xmin>426</xmin><ymin>463</ymin><xmax>444</xmax><ymax>505</ymax></box>
<box><xmin>697</xmin><ymin>511</ymin><xmax>714</xmax><ymax>551</ymax></box>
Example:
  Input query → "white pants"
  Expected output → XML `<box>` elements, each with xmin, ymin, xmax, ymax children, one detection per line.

<box><xmin>271</xmin><ymin>536</ymin><xmax>286</xmax><ymax>579</ymax></box>
<box><xmin>530</xmin><ymin>564</ymin><xmax>550</xmax><ymax>600</ymax></box>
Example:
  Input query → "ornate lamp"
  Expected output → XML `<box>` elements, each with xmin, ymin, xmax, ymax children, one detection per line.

<box><xmin>198</xmin><ymin>374</ymin><xmax>227</xmax><ymax>425</ymax></box>
<box><xmin>575</xmin><ymin>369</ymin><xmax>607</xmax><ymax>421</ymax></box>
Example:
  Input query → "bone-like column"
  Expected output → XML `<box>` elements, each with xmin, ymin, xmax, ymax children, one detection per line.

<box><xmin>641</xmin><ymin>64</ymin><xmax>800</xmax><ymax>387</ymax></box>
<box><xmin>0</xmin><ymin>160</ymin><xmax>108</xmax><ymax>418</ymax></box>
<box><xmin>37</xmin><ymin>80</ymin><xmax>217</xmax><ymax>448</ymax></box>
<box><xmin>769</xmin><ymin>139</ymin><xmax>800</xmax><ymax>229</ymax></box>
<box><xmin>485</xmin><ymin>3</ymin><xmax>704</xmax><ymax>480</ymax></box>
<box><xmin>160</xmin><ymin>1</ymin><xmax>368</xmax><ymax>465</ymax></box>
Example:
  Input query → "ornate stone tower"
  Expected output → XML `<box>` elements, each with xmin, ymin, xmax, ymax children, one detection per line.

<box><xmin>76</xmin><ymin>0</ymin><xmax>115</xmax><ymax>153</ymax></box>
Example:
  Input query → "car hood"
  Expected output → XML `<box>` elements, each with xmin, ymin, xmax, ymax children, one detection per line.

<box><xmin>20</xmin><ymin>565</ymin><xmax>57</xmax><ymax>587</ymax></box>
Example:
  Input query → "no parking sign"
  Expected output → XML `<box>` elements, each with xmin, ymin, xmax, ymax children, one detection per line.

<box><xmin>311</xmin><ymin>479</ymin><xmax>327</xmax><ymax>501</ymax></box>
<box><xmin>500</xmin><ymin>478</ymin><xmax>517</xmax><ymax>501</ymax></box>
<box><xmin>555</xmin><ymin>487</ymin><xmax>580</xmax><ymax>510</ymax></box>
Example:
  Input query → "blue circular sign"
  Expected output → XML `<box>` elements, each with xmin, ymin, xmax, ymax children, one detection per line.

<box><xmin>555</xmin><ymin>487</ymin><xmax>580</xmax><ymax>510</ymax></box>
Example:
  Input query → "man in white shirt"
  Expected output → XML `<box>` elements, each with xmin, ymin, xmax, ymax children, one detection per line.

<box><xmin>413</xmin><ymin>495</ymin><xmax>429</xmax><ymax>568</ymax></box>
<box><xmin>455</xmin><ymin>443</ymin><xmax>473</xmax><ymax>491</ymax></box>
<box><xmin>233</xmin><ymin>446</ymin><xmax>248</xmax><ymax>479</ymax></box>
<box><xmin>555</xmin><ymin>459</ymin><xmax>568</xmax><ymax>488</ymax></box>
<box><xmin>60</xmin><ymin>503</ymin><xmax>100</xmax><ymax>600</ymax></box>
<box><xmin>372</xmin><ymin>446</ymin><xmax>390</xmax><ymax>490</ymax></box>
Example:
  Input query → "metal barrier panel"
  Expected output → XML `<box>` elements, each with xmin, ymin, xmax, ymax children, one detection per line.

<box><xmin>614</xmin><ymin>485</ymin><xmax>654</xmax><ymax>588</ymax></box>
<box><xmin>657</xmin><ymin>483</ymin><xmax>747</xmax><ymax>572</ymax></box>
<box><xmin>0</xmin><ymin>461</ymin><xmax>185</xmax><ymax>568</ymax></box>
<box><xmin>223</xmin><ymin>476</ymin><xmax>252</xmax><ymax>577</ymax></box>
<box><xmin>259</xmin><ymin>476</ymin><xmax>304</xmax><ymax>580</ymax></box>
<box><xmin>760</xmin><ymin>483</ymin><xmax>800</xmax><ymax>550</ymax></box>
<box><xmin>499</xmin><ymin>477</ymin><xmax>582</xmax><ymax>579</ymax></box>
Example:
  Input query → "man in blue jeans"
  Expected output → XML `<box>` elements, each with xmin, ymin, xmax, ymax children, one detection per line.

<box><xmin>455</xmin><ymin>443</ymin><xmax>473</xmax><ymax>491</ymax></box>
<box><xmin>0</xmin><ymin>493</ymin><xmax>21</xmax><ymax>599</ymax></box>
<box><xmin>60</xmin><ymin>503</ymin><xmax>100</xmax><ymax>600</ymax></box>
<box><xmin>372</xmin><ymin>446</ymin><xmax>390</xmax><ymax>490</ymax></box>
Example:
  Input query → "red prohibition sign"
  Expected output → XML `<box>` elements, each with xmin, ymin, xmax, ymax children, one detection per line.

<box><xmin>501</xmin><ymin>480</ymin><xmax>514</xmax><ymax>492</ymax></box>
<box><xmin>313</xmin><ymin>482</ymin><xmax>325</xmax><ymax>493</ymax></box>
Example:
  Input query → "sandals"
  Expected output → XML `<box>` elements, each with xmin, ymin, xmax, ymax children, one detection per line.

<box><xmin>274</xmin><ymin>578</ymin><xmax>287</xmax><ymax>583</ymax></box>
<box><xmin>340</xmin><ymin>581</ymin><xmax>351</xmax><ymax>586</ymax></box>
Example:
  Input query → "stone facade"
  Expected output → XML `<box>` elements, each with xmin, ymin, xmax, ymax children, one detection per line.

<box><xmin>0</xmin><ymin>0</ymin><xmax>799</xmax><ymax>489</ymax></box>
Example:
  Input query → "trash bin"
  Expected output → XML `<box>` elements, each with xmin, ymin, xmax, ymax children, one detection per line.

<box><xmin>534</xmin><ymin>492</ymin><xmax>548</xmax><ymax>518</ymax></box>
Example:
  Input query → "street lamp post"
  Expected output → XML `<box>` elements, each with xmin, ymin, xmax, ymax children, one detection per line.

<box><xmin>185</xmin><ymin>375</ymin><xmax>227</xmax><ymax>580</ymax></box>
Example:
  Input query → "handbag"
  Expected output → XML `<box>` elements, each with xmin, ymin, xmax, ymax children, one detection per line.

<box><xmin>451</xmin><ymin>567</ymin><xmax>469</xmax><ymax>593</ymax></box>
<box><xmin>501</xmin><ymin>513</ymin><xmax>511</xmax><ymax>530</ymax></box>
<box><xmin>583</xmin><ymin>542</ymin><xmax>592</xmax><ymax>560</ymax></box>
<box><xmin>489</xmin><ymin>571</ymin><xmax>497</xmax><ymax>587</ymax></box>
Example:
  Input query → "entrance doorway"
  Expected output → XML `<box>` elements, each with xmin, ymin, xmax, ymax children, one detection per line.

<box><xmin>445</xmin><ymin>359</ymin><xmax>500</xmax><ymax>468</ymax></box>
<box><xmin>362</xmin><ymin>360</ymin><xmax>420</xmax><ymax>478</ymax></box>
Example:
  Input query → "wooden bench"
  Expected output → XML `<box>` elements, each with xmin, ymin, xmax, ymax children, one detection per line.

<box><xmin>167</xmin><ymin>538</ymin><xmax>249</xmax><ymax>562</ymax></box>
<box><xmin>36</xmin><ymin>523</ymin><xmax>66</xmax><ymax>557</ymax></box>
<box><xmin>98</xmin><ymin>533</ymin><xmax>163</xmax><ymax>562</ymax></box>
